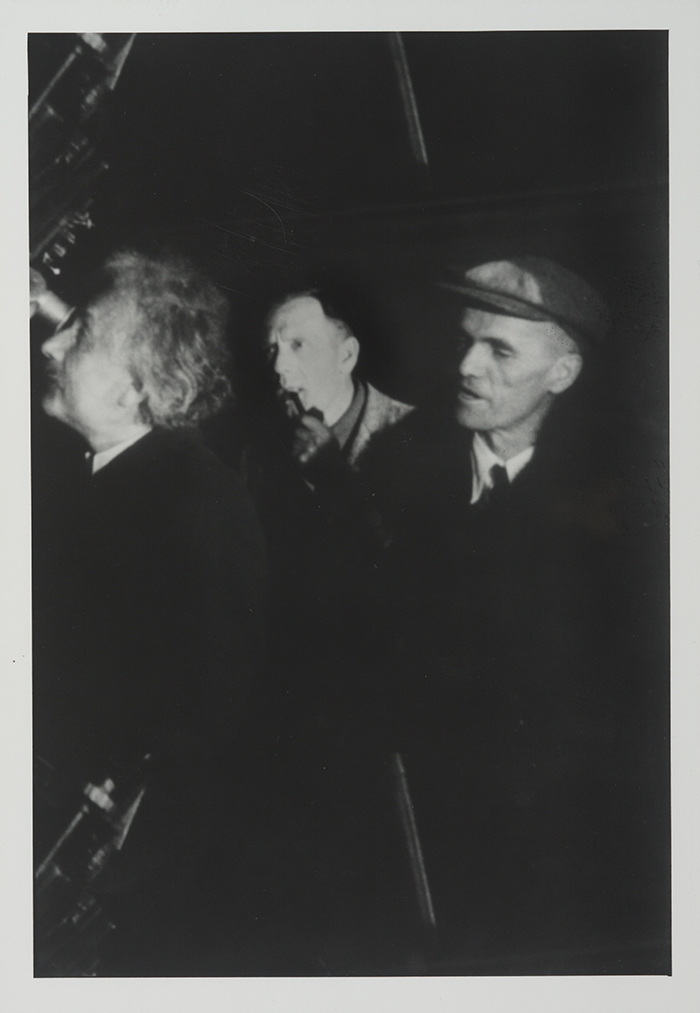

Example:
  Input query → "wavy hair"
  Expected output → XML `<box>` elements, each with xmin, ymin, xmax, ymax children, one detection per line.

<box><xmin>96</xmin><ymin>250</ymin><xmax>232</xmax><ymax>428</ymax></box>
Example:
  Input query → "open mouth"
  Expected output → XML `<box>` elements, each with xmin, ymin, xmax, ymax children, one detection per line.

<box><xmin>458</xmin><ymin>388</ymin><xmax>486</xmax><ymax>403</ymax></box>
<box><xmin>277</xmin><ymin>386</ymin><xmax>304</xmax><ymax>401</ymax></box>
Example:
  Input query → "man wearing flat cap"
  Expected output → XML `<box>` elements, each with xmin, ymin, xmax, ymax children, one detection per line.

<box><xmin>368</xmin><ymin>257</ymin><xmax>666</xmax><ymax>973</ymax></box>
<box><xmin>443</xmin><ymin>256</ymin><xmax>609</xmax><ymax>502</ymax></box>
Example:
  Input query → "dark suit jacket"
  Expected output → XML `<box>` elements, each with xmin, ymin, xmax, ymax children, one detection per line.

<box><xmin>33</xmin><ymin>426</ymin><xmax>267</xmax><ymax>973</ymax></box>
<box><xmin>217</xmin><ymin>395</ymin><xmax>421</xmax><ymax>971</ymax></box>
<box><xmin>364</xmin><ymin>407</ymin><xmax>669</xmax><ymax>972</ymax></box>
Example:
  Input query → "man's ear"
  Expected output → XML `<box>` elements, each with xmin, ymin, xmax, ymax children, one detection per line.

<box><xmin>339</xmin><ymin>335</ymin><xmax>360</xmax><ymax>375</ymax></box>
<box><xmin>548</xmin><ymin>352</ymin><xmax>583</xmax><ymax>394</ymax></box>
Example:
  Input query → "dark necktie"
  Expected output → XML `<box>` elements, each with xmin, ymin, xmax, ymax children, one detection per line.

<box><xmin>486</xmin><ymin>462</ymin><xmax>510</xmax><ymax>506</ymax></box>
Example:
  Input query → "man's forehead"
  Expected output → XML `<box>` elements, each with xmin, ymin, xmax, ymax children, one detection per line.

<box><xmin>268</xmin><ymin>296</ymin><xmax>331</xmax><ymax>337</ymax></box>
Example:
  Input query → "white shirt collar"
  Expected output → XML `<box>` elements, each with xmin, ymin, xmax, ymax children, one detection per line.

<box><xmin>470</xmin><ymin>432</ymin><xmax>535</xmax><ymax>505</ymax></box>
<box><xmin>88</xmin><ymin>430</ymin><xmax>151</xmax><ymax>475</ymax></box>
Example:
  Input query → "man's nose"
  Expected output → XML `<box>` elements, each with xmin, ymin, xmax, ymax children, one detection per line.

<box><xmin>266</xmin><ymin>345</ymin><xmax>286</xmax><ymax>382</ymax></box>
<box><xmin>41</xmin><ymin>327</ymin><xmax>74</xmax><ymax>363</ymax></box>
<box><xmin>459</xmin><ymin>342</ymin><xmax>487</xmax><ymax>377</ymax></box>
<box><xmin>273</xmin><ymin>347</ymin><xmax>295</xmax><ymax>382</ymax></box>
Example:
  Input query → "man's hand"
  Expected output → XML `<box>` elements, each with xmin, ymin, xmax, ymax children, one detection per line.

<box><xmin>292</xmin><ymin>414</ymin><xmax>341</xmax><ymax>469</ymax></box>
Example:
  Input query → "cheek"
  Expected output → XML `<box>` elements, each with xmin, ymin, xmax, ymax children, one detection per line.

<box><xmin>72</xmin><ymin>359</ymin><xmax>121</xmax><ymax>407</ymax></box>
<box><xmin>291</xmin><ymin>350</ymin><xmax>308</xmax><ymax>372</ymax></box>
<box><xmin>491</xmin><ymin>364</ymin><xmax>517</xmax><ymax>396</ymax></box>
<box><xmin>320</xmin><ymin>357</ymin><xmax>338</xmax><ymax>381</ymax></box>
<box><xmin>306</xmin><ymin>355</ymin><xmax>331</xmax><ymax>382</ymax></box>
<box><xmin>61</xmin><ymin>359</ymin><xmax>84</xmax><ymax>401</ymax></box>
<box><xmin>507</xmin><ymin>376</ymin><xmax>552</xmax><ymax>416</ymax></box>
<box><xmin>500</xmin><ymin>363</ymin><xmax>547</xmax><ymax>394</ymax></box>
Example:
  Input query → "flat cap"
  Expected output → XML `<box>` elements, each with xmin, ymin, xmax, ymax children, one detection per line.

<box><xmin>440</xmin><ymin>257</ymin><xmax>610</xmax><ymax>348</ymax></box>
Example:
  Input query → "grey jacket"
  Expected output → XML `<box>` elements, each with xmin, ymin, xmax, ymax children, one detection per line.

<box><xmin>346</xmin><ymin>383</ymin><xmax>414</xmax><ymax>467</ymax></box>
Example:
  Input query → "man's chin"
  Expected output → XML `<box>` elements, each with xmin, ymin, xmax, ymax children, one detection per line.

<box><xmin>42</xmin><ymin>390</ymin><xmax>66</xmax><ymax>422</ymax></box>
<box><xmin>294</xmin><ymin>392</ymin><xmax>323</xmax><ymax>415</ymax></box>
<box><xmin>455</xmin><ymin>401</ymin><xmax>489</xmax><ymax>429</ymax></box>
<box><xmin>42</xmin><ymin>391</ymin><xmax>56</xmax><ymax>414</ymax></box>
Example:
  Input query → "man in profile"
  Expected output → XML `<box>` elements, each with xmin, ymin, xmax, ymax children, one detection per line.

<box><xmin>448</xmin><ymin>259</ymin><xmax>591</xmax><ymax>489</ymax></box>
<box><xmin>233</xmin><ymin>288</ymin><xmax>416</xmax><ymax>971</ymax></box>
<box><xmin>33</xmin><ymin>250</ymin><xmax>266</xmax><ymax>975</ymax></box>
<box><xmin>264</xmin><ymin>289</ymin><xmax>413</xmax><ymax>475</ymax></box>
<box><xmin>249</xmin><ymin>286</ymin><xmax>413</xmax><ymax>659</ymax></box>
<box><xmin>378</xmin><ymin>258</ymin><xmax>667</xmax><ymax>972</ymax></box>
<box><xmin>254</xmin><ymin>287</ymin><xmax>413</xmax><ymax>613</ymax></box>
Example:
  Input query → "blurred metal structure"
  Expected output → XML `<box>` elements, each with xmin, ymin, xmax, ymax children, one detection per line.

<box><xmin>29</xmin><ymin>33</ymin><xmax>135</xmax><ymax>275</ymax></box>
<box><xmin>34</xmin><ymin>754</ymin><xmax>150</xmax><ymax>976</ymax></box>
<box><xmin>391</xmin><ymin>751</ymin><xmax>436</xmax><ymax>929</ymax></box>
<box><xmin>387</xmin><ymin>33</ymin><xmax>429</xmax><ymax>169</ymax></box>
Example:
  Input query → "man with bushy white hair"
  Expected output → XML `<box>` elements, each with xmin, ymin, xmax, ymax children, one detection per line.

<box><xmin>34</xmin><ymin>250</ymin><xmax>266</xmax><ymax>975</ymax></box>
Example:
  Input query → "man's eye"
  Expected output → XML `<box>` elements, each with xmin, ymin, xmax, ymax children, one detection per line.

<box><xmin>491</xmin><ymin>344</ymin><xmax>512</xmax><ymax>359</ymax></box>
<box><xmin>290</xmin><ymin>339</ymin><xmax>303</xmax><ymax>352</ymax></box>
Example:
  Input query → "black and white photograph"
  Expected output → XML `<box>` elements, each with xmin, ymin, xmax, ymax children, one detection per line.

<box><xmin>5</xmin><ymin>2</ymin><xmax>698</xmax><ymax>1006</ymax></box>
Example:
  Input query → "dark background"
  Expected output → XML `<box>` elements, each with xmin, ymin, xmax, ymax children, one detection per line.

<box><xmin>29</xmin><ymin>31</ymin><xmax>668</xmax><ymax>449</ymax></box>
